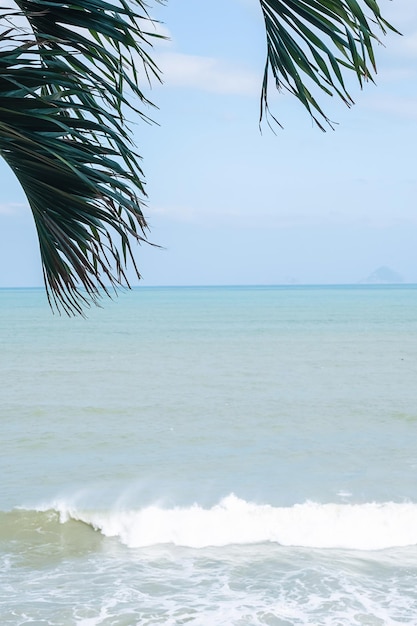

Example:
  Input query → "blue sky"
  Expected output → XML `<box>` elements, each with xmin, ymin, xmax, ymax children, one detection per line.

<box><xmin>1</xmin><ymin>0</ymin><xmax>417</xmax><ymax>287</ymax></box>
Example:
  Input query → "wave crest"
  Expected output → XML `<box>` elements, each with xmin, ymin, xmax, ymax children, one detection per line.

<box><xmin>44</xmin><ymin>495</ymin><xmax>417</xmax><ymax>551</ymax></box>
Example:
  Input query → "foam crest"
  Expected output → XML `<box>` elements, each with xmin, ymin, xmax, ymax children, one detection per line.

<box><xmin>52</xmin><ymin>495</ymin><xmax>417</xmax><ymax>550</ymax></box>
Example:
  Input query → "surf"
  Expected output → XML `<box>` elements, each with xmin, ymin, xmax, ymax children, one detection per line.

<box><xmin>21</xmin><ymin>494</ymin><xmax>417</xmax><ymax>551</ymax></box>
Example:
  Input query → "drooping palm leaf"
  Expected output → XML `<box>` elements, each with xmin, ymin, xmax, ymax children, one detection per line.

<box><xmin>0</xmin><ymin>1</ymin><xmax>398</xmax><ymax>314</ymax></box>
<box><xmin>259</xmin><ymin>0</ymin><xmax>399</xmax><ymax>130</ymax></box>
<box><xmin>0</xmin><ymin>0</ymin><xmax>163</xmax><ymax>314</ymax></box>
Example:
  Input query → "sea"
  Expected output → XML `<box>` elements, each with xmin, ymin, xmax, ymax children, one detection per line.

<box><xmin>1</xmin><ymin>284</ymin><xmax>417</xmax><ymax>625</ymax></box>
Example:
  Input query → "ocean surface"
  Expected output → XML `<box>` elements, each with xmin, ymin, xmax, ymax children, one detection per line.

<box><xmin>1</xmin><ymin>284</ymin><xmax>417</xmax><ymax>625</ymax></box>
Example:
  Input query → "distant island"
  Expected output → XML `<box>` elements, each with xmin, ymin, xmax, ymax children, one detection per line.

<box><xmin>360</xmin><ymin>266</ymin><xmax>403</xmax><ymax>284</ymax></box>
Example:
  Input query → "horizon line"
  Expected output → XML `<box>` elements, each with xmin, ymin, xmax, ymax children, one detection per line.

<box><xmin>1</xmin><ymin>282</ymin><xmax>416</xmax><ymax>291</ymax></box>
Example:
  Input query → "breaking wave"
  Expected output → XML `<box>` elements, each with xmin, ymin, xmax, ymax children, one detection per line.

<box><xmin>35</xmin><ymin>494</ymin><xmax>417</xmax><ymax>551</ymax></box>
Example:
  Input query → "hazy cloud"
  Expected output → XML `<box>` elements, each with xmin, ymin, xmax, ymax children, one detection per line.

<box><xmin>155</xmin><ymin>52</ymin><xmax>259</xmax><ymax>96</ymax></box>
<box><xmin>364</xmin><ymin>94</ymin><xmax>417</xmax><ymax>120</ymax></box>
<box><xmin>147</xmin><ymin>187</ymin><xmax>417</xmax><ymax>230</ymax></box>
<box><xmin>146</xmin><ymin>203</ymin><xmax>198</xmax><ymax>223</ymax></box>
<box><xmin>393</xmin><ymin>31</ymin><xmax>417</xmax><ymax>58</ymax></box>
<box><xmin>0</xmin><ymin>202</ymin><xmax>27</xmax><ymax>216</ymax></box>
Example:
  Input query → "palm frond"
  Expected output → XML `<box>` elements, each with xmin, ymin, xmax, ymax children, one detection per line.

<box><xmin>0</xmin><ymin>0</ymin><xmax>163</xmax><ymax>314</ymax></box>
<box><xmin>0</xmin><ymin>0</ymin><xmax>400</xmax><ymax>314</ymax></box>
<box><xmin>259</xmin><ymin>0</ymin><xmax>399</xmax><ymax>130</ymax></box>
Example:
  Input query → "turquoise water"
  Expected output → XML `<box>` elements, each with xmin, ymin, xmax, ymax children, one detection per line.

<box><xmin>1</xmin><ymin>285</ymin><xmax>417</xmax><ymax>624</ymax></box>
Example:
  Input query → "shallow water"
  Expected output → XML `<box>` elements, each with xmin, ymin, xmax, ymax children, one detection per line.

<box><xmin>1</xmin><ymin>285</ymin><xmax>417</xmax><ymax>624</ymax></box>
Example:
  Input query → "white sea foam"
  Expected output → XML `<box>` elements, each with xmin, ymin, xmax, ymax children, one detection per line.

<box><xmin>50</xmin><ymin>494</ymin><xmax>417</xmax><ymax>551</ymax></box>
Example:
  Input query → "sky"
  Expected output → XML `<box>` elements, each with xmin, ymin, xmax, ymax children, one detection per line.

<box><xmin>1</xmin><ymin>0</ymin><xmax>417</xmax><ymax>287</ymax></box>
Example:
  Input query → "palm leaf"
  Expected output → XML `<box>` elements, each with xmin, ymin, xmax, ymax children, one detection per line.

<box><xmin>0</xmin><ymin>0</ymin><xmax>163</xmax><ymax>314</ymax></box>
<box><xmin>0</xmin><ymin>0</ymin><xmax>399</xmax><ymax>314</ymax></box>
<box><xmin>259</xmin><ymin>0</ymin><xmax>399</xmax><ymax>130</ymax></box>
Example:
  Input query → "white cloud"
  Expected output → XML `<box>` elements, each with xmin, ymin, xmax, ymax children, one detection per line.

<box><xmin>146</xmin><ymin>186</ymin><xmax>417</xmax><ymax>230</ymax></box>
<box><xmin>146</xmin><ymin>203</ymin><xmax>198</xmax><ymax>223</ymax></box>
<box><xmin>399</xmin><ymin>31</ymin><xmax>417</xmax><ymax>55</ymax></box>
<box><xmin>376</xmin><ymin>67</ymin><xmax>417</xmax><ymax>83</ymax></box>
<box><xmin>155</xmin><ymin>52</ymin><xmax>259</xmax><ymax>96</ymax></box>
<box><xmin>380</xmin><ymin>29</ymin><xmax>417</xmax><ymax>62</ymax></box>
<box><xmin>364</xmin><ymin>94</ymin><xmax>417</xmax><ymax>120</ymax></box>
<box><xmin>0</xmin><ymin>202</ymin><xmax>27</xmax><ymax>216</ymax></box>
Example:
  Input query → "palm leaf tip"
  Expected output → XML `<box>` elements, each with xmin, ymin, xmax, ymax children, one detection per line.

<box><xmin>0</xmin><ymin>0</ymin><xmax>164</xmax><ymax>314</ymax></box>
<box><xmin>258</xmin><ymin>0</ymin><xmax>400</xmax><ymax>130</ymax></box>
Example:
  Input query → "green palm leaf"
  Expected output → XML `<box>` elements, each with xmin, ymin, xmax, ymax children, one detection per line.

<box><xmin>0</xmin><ymin>0</ymin><xmax>398</xmax><ymax>314</ymax></box>
<box><xmin>0</xmin><ymin>0</ymin><xmax>162</xmax><ymax>314</ymax></box>
<box><xmin>259</xmin><ymin>0</ymin><xmax>398</xmax><ymax>130</ymax></box>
